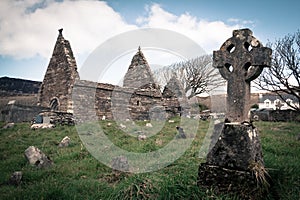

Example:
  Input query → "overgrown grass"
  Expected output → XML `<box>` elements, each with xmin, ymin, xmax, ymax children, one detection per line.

<box><xmin>256</xmin><ymin>121</ymin><xmax>300</xmax><ymax>200</ymax></box>
<box><xmin>0</xmin><ymin>120</ymin><xmax>299</xmax><ymax>199</ymax></box>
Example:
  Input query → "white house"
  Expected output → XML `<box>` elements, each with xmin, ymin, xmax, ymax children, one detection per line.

<box><xmin>258</xmin><ymin>92</ymin><xmax>299</xmax><ymax>110</ymax></box>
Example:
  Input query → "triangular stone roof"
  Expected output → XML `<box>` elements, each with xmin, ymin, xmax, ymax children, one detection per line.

<box><xmin>162</xmin><ymin>75</ymin><xmax>185</xmax><ymax>98</ymax></box>
<box><xmin>123</xmin><ymin>47</ymin><xmax>156</xmax><ymax>89</ymax></box>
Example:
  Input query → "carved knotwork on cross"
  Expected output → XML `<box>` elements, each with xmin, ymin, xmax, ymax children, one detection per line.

<box><xmin>213</xmin><ymin>29</ymin><xmax>272</xmax><ymax>122</ymax></box>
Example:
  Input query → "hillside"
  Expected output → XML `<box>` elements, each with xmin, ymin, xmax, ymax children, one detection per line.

<box><xmin>0</xmin><ymin>76</ymin><xmax>41</xmax><ymax>96</ymax></box>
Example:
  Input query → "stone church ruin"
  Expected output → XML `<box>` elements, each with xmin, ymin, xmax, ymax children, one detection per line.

<box><xmin>38</xmin><ymin>29</ymin><xmax>187</xmax><ymax>123</ymax></box>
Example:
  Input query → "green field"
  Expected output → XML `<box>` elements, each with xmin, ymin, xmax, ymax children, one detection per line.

<box><xmin>0</xmin><ymin>119</ymin><xmax>299</xmax><ymax>199</ymax></box>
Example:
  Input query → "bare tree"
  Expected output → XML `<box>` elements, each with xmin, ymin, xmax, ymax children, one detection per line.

<box><xmin>153</xmin><ymin>55</ymin><xmax>225</xmax><ymax>99</ymax></box>
<box><xmin>255</xmin><ymin>30</ymin><xmax>300</xmax><ymax>111</ymax></box>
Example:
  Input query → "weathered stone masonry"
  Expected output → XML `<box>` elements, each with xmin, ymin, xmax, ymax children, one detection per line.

<box><xmin>73</xmin><ymin>80</ymin><xmax>166</xmax><ymax>122</ymax></box>
<box><xmin>38</xmin><ymin>29</ymin><xmax>79</xmax><ymax>113</ymax></box>
<box><xmin>40</xmin><ymin>29</ymin><xmax>185</xmax><ymax>121</ymax></box>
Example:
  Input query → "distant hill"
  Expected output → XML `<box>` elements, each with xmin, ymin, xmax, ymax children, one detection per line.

<box><xmin>0</xmin><ymin>76</ymin><xmax>41</xmax><ymax>96</ymax></box>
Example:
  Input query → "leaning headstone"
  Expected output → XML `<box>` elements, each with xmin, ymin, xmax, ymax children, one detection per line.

<box><xmin>111</xmin><ymin>156</ymin><xmax>129</xmax><ymax>172</ymax></box>
<box><xmin>58</xmin><ymin>136</ymin><xmax>71</xmax><ymax>147</ymax></box>
<box><xmin>24</xmin><ymin>146</ymin><xmax>53</xmax><ymax>168</ymax></box>
<box><xmin>8</xmin><ymin>171</ymin><xmax>22</xmax><ymax>186</ymax></box>
<box><xmin>198</xmin><ymin>29</ymin><xmax>272</xmax><ymax>199</ymax></box>
<box><xmin>176</xmin><ymin>126</ymin><xmax>186</xmax><ymax>139</ymax></box>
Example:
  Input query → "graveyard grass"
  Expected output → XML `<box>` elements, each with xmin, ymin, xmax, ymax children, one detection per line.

<box><xmin>0</xmin><ymin>118</ymin><xmax>299</xmax><ymax>200</ymax></box>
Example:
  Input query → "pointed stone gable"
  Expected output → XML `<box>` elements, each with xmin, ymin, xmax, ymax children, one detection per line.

<box><xmin>162</xmin><ymin>75</ymin><xmax>189</xmax><ymax>118</ymax></box>
<box><xmin>162</xmin><ymin>75</ymin><xmax>185</xmax><ymax>98</ymax></box>
<box><xmin>123</xmin><ymin>47</ymin><xmax>156</xmax><ymax>89</ymax></box>
<box><xmin>38</xmin><ymin>29</ymin><xmax>79</xmax><ymax>112</ymax></box>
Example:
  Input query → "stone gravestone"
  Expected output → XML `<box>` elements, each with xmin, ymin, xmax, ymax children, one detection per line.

<box><xmin>198</xmin><ymin>29</ymin><xmax>272</xmax><ymax>199</ymax></box>
<box><xmin>43</xmin><ymin>116</ymin><xmax>51</xmax><ymax>124</ymax></box>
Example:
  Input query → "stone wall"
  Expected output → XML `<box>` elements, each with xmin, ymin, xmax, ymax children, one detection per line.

<box><xmin>72</xmin><ymin>80</ymin><xmax>181</xmax><ymax>122</ymax></box>
<box><xmin>269</xmin><ymin>110</ymin><xmax>300</xmax><ymax>122</ymax></box>
<box><xmin>0</xmin><ymin>104</ymin><xmax>46</xmax><ymax>123</ymax></box>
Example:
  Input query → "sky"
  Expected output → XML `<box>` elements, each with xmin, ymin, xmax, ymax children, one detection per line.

<box><xmin>0</xmin><ymin>0</ymin><xmax>299</xmax><ymax>84</ymax></box>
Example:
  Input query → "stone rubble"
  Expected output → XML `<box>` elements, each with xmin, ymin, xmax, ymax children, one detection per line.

<box><xmin>111</xmin><ymin>156</ymin><xmax>129</xmax><ymax>172</ymax></box>
<box><xmin>31</xmin><ymin>123</ymin><xmax>55</xmax><ymax>129</ymax></box>
<box><xmin>145</xmin><ymin>123</ymin><xmax>152</xmax><ymax>127</ymax></box>
<box><xmin>58</xmin><ymin>136</ymin><xmax>71</xmax><ymax>147</ymax></box>
<box><xmin>2</xmin><ymin>122</ymin><xmax>15</xmax><ymax>129</ymax></box>
<box><xmin>24</xmin><ymin>146</ymin><xmax>53</xmax><ymax>168</ymax></box>
<box><xmin>8</xmin><ymin>171</ymin><xmax>22</xmax><ymax>186</ymax></box>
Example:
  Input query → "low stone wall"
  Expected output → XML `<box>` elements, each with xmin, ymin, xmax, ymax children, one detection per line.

<box><xmin>269</xmin><ymin>110</ymin><xmax>300</xmax><ymax>122</ymax></box>
<box><xmin>251</xmin><ymin>109</ymin><xmax>300</xmax><ymax>122</ymax></box>
<box><xmin>38</xmin><ymin>111</ymin><xmax>75</xmax><ymax>125</ymax></box>
<box><xmin>0</xmin><ymin>104</ymin><xmax>46</xmax><ymax>123</ymax></box>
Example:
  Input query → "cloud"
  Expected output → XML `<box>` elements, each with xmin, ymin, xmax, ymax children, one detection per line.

<box><xmin>228</xmin><ymin>18</ymin><xmax>255</xmax><ymax>26</ymax></box>
<box><xmin>0</xmin><ymin>0</ymin><xmax>136</xmax><ymax>59</ymax></box>
<box><xmin>0</xmin><ymin>1</ymin><xmax>250</xmax><ymax>61</ymax></box>
<box><xmin>136</xmin><ymin>4</ymin><xmax>243</xmax><ymax>53</ymax></box>
<box><xmin>227</xmin><ymin>18</ymin><xmax>240</xmax><ymax>23</ymax></box>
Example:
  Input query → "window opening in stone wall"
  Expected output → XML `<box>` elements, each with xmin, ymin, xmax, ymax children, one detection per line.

<box><xmin>50</xmin><ymin>98</ymin><xmax>59</xmax><ymax>111</ymax></box>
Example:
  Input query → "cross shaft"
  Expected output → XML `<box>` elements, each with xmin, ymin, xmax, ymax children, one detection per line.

<box><xmin>213</xmin><ymin>29</ymin><xmax>272</xmax><ymax>122</ymax></box>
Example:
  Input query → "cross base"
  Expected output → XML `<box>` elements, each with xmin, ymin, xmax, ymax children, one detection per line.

<box><xmin>198</xmin><ymin>123</ymin><xmax>269</xmax><ymax>199</ymax></box>
<box><xmin>206</xmin><ymin>123</ymin><xmax>264</xmax><ymax>171</ymax></box>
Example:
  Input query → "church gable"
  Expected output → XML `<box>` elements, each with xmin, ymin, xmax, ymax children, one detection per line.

<box><xmin>163</xmin><ymin>75</ymin><xmax>185</xmax><ymax>99</ymax></box>
<box><xmin>38</xmin><ymin>29</ymin><xmax>79</xmax><ymax>112</ymax></box>
<box><xmin>123</xmin><ymin>47</ymin><xmax>156</xmax><ymax>89</ymax></box>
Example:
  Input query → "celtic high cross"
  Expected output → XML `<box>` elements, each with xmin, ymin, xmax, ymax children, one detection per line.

<box><xmin>213</xmin><ymin>29</ymin><xmax>272</xmax><ymax>122</ymax></box>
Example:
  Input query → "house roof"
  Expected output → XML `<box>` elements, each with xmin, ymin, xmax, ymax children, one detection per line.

<box><xmin>259</xmin><ymin>92</ymin><xmax>298</xmax><ymax>103</ymax></box>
